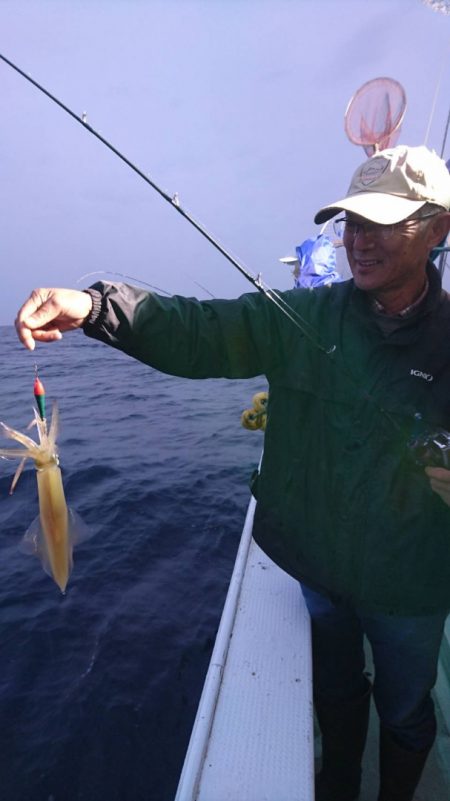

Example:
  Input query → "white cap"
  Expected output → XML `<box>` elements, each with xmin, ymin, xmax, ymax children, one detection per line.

<box><xmin>314</xmin><ymin>145</ymin><xmax>450</xmax><ymax>225</ymax></box>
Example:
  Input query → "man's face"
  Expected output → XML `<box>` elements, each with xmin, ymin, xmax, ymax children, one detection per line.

<box><xmin>343</xmin><ymin>213</ymin><xmax>442</xmax><ymax>299</ymax></box>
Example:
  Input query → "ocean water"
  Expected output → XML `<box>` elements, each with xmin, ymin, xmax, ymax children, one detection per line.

<box><xmin>0</xmin><ymin>326</ymin><xmax>264</xmax><ymax>801</ymax></box>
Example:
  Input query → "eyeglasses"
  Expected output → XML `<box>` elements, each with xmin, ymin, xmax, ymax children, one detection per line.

<box><xmin>333</xmin><ymin>211</ymin><xmax>441</xmax><ymax>241</ymax></box>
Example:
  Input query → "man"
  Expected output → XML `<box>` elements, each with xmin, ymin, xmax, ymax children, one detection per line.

<box><xmin>15</xmin><ymin>145</ymin><xmax>450</xmax><ymax>801</ymax></box>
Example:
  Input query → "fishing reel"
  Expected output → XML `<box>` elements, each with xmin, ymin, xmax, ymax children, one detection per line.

<box><xmin>408</xmin><ymin>427</ymin><xmax>450</xmax><ymax>469</ymax></box>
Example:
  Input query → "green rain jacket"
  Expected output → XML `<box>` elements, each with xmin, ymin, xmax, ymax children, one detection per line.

<box><xmin>84</xmin><ymin>263</ymin><xmax>450</xmax><ymax>615</ymax></box>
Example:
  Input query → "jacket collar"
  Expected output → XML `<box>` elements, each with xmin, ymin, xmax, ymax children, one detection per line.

<box><xmin>347</xmin><ymin>262</ymin><xmax>450</xmax><ymax>344</ymax></box>
<box><xmin>351</xmin><ymin>261</ymin><xmax>444</xmax><ymax>317</ymax></box>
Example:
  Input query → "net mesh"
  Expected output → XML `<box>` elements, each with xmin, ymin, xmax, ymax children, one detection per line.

<box><xmin>344</xmin><ymin>77</ymin><xmax>407</xmax><ymax>156</ymax></box>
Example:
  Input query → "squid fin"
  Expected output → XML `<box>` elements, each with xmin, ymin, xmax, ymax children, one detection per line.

<box><xmin>19</xmin><ymin>515</ymin><xmax>42</xmax><ymax>556</ymax></box>
<box><xmin>67</xmin><ymin>507</ymin><xmax>93</xmax><ymax>545</ymax></box>
<box><xmin>20</xmin><ymin>514</ymin><xmax>72</xmax><ymax>590</ymax></box>
<box><xmin>19</xmin><ymin>507</ymin><xmax>92</xmax><ymax>587</ymax></box>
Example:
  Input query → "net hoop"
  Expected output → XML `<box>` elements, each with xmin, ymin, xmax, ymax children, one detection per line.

<box><xmin>344</xmin><ymin>77</ymin><xmax>407</xmax><ymax>156</ymax></box>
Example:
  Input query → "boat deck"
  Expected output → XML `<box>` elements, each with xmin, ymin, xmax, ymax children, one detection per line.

<box><xmin>176</xmin><ymin>495</ymin><xmax>450</xmax><ymax>800</ymax></box>
<box><xmin>175</xmin><ymin>496</ymin><xmax>314</xmax><ymax>801</ymax></box>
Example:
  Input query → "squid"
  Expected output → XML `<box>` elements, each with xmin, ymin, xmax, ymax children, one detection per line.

<box><xmin>0</xmin><ymin>400</ymin><xmax>88</xmax><ymax>593</ymax></box>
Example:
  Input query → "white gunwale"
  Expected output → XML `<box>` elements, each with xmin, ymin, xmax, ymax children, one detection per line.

<box><xmin>175</xmin><ymin>494</ymin><xmax>314</xmax><ymax>801</ymax></box>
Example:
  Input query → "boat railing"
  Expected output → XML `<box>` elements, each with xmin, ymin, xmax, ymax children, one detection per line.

<box><xmin>175</xmin><ymin>494</ymin><xmax>314</xmax><ymax>801</ymax></box>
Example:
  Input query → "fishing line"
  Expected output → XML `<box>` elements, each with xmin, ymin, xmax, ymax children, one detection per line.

<box><xmin>423</xmin><ymin>39</ymin><xmax>450</xmax><ymax>148</ymax></box>
<box><xmin>77</xmin><ymin>270</ymin><xmax>217</xmax><ymax>301</ymax></box>
<box><xmin>182</xmin><ymin>274</ymin><xmax>216</xmax><ymax>299</ymax></box>
<box><xmin>76</xmin><ymin>271</ymin><xmax>173</xmax><ymax>296</ymax></box>
<box><xmin>0</xmin><ymin>51</ymin><xmax>335</xmax><ymax>356</ymax></box>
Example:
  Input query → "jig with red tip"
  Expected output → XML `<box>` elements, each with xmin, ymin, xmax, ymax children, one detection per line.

<box><xmin>33</xmin><ymin>373</ymin><xmax>46</xmax><ymax>421</ymax></box>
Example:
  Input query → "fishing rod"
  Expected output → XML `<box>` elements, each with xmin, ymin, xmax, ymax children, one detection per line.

<box><xmin>3</xmin><ymin>52</ymin><xmax>414</xmax><ymax>442</ymax></box>
<box><xmin>0</xmin><ymin>51</ymin><xmax>334</xmax><ymax>356</ymax></box>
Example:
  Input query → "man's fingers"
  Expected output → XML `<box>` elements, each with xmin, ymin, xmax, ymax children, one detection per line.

<box><xmin>15</xmin><ymin>321</ymin><xmax>63</xmax><ymax>351</ymax></box>
<box><xmin>15</xmin><ymin>288</ymin><xmax>92</xmax><ymax>349</ymax></box>
<box><xmin>29</xmin><ymin>328</ymin><xmax>63</xmax><ymax>342</ymax></box>
<box><xmin>16</xmin><ymin>325</ymin><xmax>36</xmax><ymax>351</ymax></box>
<box><xmin>17</xmin><ymin>292</ymin><xmax>60</xmax><ymax>330</ymax></box>
<box><xmin>15</xmin><ymin>289</ymin><xmax>69</xmax><ymax>350</ymax></box>
<box><xmin>425</xmin><ymin>466</ymin><xmax>450</xmax><ymax>507</ymax></box>
<box><xmin>16</xmin><ymin>289</ymin><xmax>51</xmax><ymax>324</ymax></box>
<box><xmin>15</xmin><ymin>289</ymin><xmax>54</xmax><ymax>348</ymax></box>
<box><xmin>425</xmin><ymin>466</ymin><xmax>450</xmax><ymax>481</ymax></box>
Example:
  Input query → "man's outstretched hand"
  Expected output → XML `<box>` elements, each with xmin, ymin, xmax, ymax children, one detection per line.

<box><xmin>15</xmin><ymin>288</ymin><xmax>93</xmax><ymax>351</ymax></box>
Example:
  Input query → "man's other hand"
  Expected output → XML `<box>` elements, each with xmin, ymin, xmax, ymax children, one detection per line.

<box><xmin>425</xmin><ymin>466</ymin><xmax>450</xmax><ymax>507</ymax></box>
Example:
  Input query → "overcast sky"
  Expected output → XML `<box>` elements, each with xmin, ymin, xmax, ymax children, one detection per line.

<box><xmin>1</xmin><ymin>0</ymin><xmax>450</xmax><ymax>325</ymax></box>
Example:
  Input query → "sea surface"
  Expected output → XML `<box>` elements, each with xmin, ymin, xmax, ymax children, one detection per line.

<box><xmin>0</xmin><ymin>325</ymin><xmax>264</xmax><ymax>801</ymax></box>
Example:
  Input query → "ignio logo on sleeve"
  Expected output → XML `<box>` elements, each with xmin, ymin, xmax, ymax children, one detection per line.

<box><xmin>410</xmin><ymin>369</ymin><xmax>434</xmax><ymax>382</ymax></box>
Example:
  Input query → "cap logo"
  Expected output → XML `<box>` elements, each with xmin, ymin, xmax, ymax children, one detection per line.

<box><xmin>359</xmin><ymin>157</ymin><xmax>389</xmax><ymax>187</ymax></box>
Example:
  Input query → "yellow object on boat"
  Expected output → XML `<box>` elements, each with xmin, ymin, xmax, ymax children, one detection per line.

<box><xmin>241</xmin><ymin>391</ymin><xmax>268</xmax><ymax>431</ymax></box>
<box><xmin>252</xmin><ymin>392</ymin><xmax>268</xmax><ymax>413</ymax></box>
